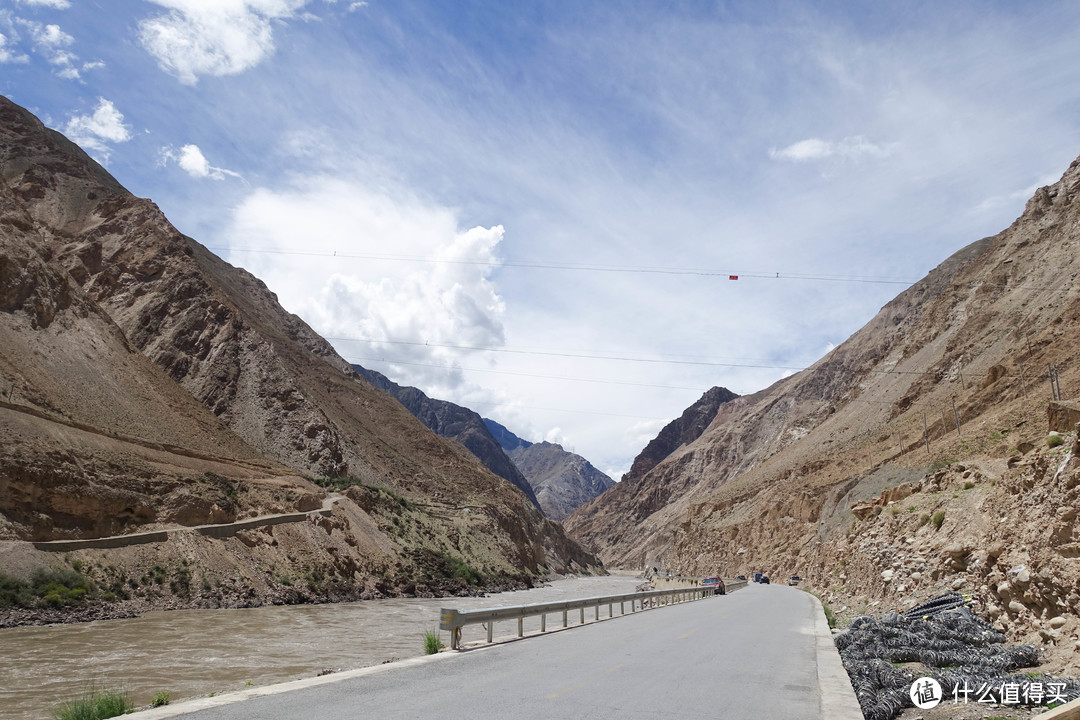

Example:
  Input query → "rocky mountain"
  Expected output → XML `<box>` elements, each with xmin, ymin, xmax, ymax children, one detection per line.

<box><xmin>0</xmin><ymin>97</ymin><xmax>598</xmax><ymax>624</ymax></box>
<box><xmin>483</xmin><ymin>417</ymin><xmax>532</xmax><ymax>453</ymax></box>
<box><xmin>565</xmin><ymin>152</ymin><xmax>1080</xmax><ymax>671</ymax></box>
<box><xmin>622</xmin><ymin>386</ymin><xmax>738</xmax><ymax>484</ymax></box>
<box><xmin>484</xmin><ymin>420</ymin><xmax>615</xmax><ymax>520</ymax></box>
<box><xmin>507</xmin><ymin>442</ymin><xmax>614</xmax><ymax>521</ymax></box>
<box><xmin>353</xmin><ymin>365</ymin><xmax>539</xmax><ymax>506</ymax></box>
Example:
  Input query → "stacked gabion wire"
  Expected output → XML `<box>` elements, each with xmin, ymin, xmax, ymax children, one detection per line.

<box><xmin>836</xmin><ymin>594</ymin><xmax>1080</xmax><ymax>720</ymax></box>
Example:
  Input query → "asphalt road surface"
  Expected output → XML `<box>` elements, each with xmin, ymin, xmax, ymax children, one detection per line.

<box><xmin>157</xmin><ymin>584</ymin><xmax>826</xmax><ymax>720</ymax></box>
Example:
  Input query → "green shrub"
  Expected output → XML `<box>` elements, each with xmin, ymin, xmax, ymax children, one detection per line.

<box><xmin>31</xmin><ymin>569</ymin><xmax>92</xmax><ymax>607</ymax></box>
<box><xmin>150</xmin><ymin>690</ymin><xmax>171</xmax><ymax>708</ymax></box>
<box><xmin>439</xmin><ymin>552</ymin><xmax>484</xmax><ymax>586</ymax></box>
<box><xmin>1047</xmin><ymin>434</ymin><xmax>1065</xmax><ymax>448</ymax></box>
<box><xmin>963</xmin><ymin>481</ymin><xmax>975</xmax><ymax>490</ymax></box>
<box><xmin>53</xmin><ymin>687</ymin><xmax>133</xmax><ymax>720</ymax></box>
<box><xmin>0</xmin><ymin>573</ymin><xmax>33</xmax><ymax>608</ymax></box>
<box><xmin>423</xmin><ymin>629</ymin><xmax>444</xmax><ymax>655</ymax></box>
<box><xmin>931</xmin><ymin>510</ymin><xmax>946</xmax><ymax>530</ymax></box>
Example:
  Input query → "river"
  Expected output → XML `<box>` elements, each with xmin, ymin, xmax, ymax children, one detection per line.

<box><xmin>1</xmin><ymin>574</ymin><xmax>642</xmax><ymax>720</ymax></box>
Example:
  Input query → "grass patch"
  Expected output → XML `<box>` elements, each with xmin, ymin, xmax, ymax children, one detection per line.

<box><xmin>1048</xmin><ymin>434</ymin><xmax>1065</xmax><ymax>448</ymax></box>
<box><xmin>931</xmin><ymin>510</ymin><xmax>946</xmax><ymax>530</ymax></box>
<box><xmin>423</xmin><ymin>629</ymin><xmax>444</xmax><ymax>655</ymax></box>
<box><xmin>822</xmin><ymin>602</ymin><xmax>837</xmax><ymax>629</ymax></box>
<box><xmin>53</xmin><ymin>687</ymin><xmax>133</xmax><ymax>720</ymax></box>
<box><xmin>963</xmin><ymin>481</ymin><xmax>975</xmax><ymax>490</ymax></box>
<box><xmin>150</xmin><ymin>690</ymin><xmax>170</xmax><ymax>708</ymax></box>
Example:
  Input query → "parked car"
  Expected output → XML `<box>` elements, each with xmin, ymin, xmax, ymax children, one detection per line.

<box><xmin>736</xmin><ymin>575</ymin><xmax>746</xmax><ymax>582</ymax></box>
<box><xmin>760</xmin><ymin>575</ymin><xmax>770</xmax><ymax>584</ymax></box>
<box><xmin>788</xmin><ymin>575</ymin><xmax>801</xmax><ymax>586</ymax></box>
<box><xmin>701</xmin><ymin>576</ymin><xmax>726</xmax><ymax>595</ymax></box>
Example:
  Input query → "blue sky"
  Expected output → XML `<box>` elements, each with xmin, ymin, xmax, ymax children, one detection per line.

<box><xmin>3</xmin><ymin>0</ymin><xmax>1080</xmax><ymax>479</ymax></box>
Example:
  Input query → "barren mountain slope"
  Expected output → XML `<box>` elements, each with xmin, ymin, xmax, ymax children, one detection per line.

<box><xmin>622</xmin><ymin>386</ymin><xmax>739</xmax><ymax>484</ymax></box>
<box><xmin>508</xmin><ymin>441</ymin><xmax>614</xmax><ymax>521</ymax></box>
<box><xmin>566</xmin><ymin>152</ymin><xmax>1080</xmax><ymax>595</ymax></box>
<box><xmin>353</xmin><ymin>366</ymin><xmax>540</xmax><ymax>507</ymax></box>
<box><xmin>0</xmin><ymin>97</ymin><xmax>598</xmax><ymax>623</ymax></box>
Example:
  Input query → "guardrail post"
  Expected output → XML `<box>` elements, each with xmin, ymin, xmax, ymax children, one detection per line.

<box><xmin>594</xmin><ymin>603</ymin><xmax>599</xmax><ymax>621</ymax></box>
<box><xmin>608</xmin><ymin>602</ymin><xmax>612</xmax><ymax>618</ymax></box>
<box><xmin>541</xmin><ymin>613</ymin><xmax>546</xmax><ymax>632</ymax></box>
<box><xmin>620</xmin><ymin>600</ymin><xmax>624</xmax><ymax>615</ymax></box>
<box><xmin>580</xmin><ymin>607</ymin><xmax>584</xmax><ymax>624</ymax></box>
<box><xmin>487</xmin><ymin>622</ymin><xmax>493</xmax><ymax>643</ymax></box>
<box><xmin>517</xmin><ymin>617</ymin><xmax>523</xmax><ymax>637</ymax></box>
<box><xmin>562</xmin><ymin>609</ymin><xmax>568</xmax><ymax>627</ymax></box>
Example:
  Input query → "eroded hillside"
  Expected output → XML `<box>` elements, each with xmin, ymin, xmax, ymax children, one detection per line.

<box><xmin>0</xmin><ymin>97</ymin><xmax>598</xmax><ymax>624</ymax></box>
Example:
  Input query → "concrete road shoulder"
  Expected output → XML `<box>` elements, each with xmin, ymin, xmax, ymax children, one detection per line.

<box><xmin>807</xmin><ymin>593</ymin><xmax>864</xmax><ymax>720</ymax></box>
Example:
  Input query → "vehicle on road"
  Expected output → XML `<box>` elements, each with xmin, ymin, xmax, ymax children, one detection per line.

<box><xmin>736</xmin><ymin>575</ymin><xmax>746</xmax><ymax>581</ymax></box>
<box><xmin>701</xmin><ymin>576</ymin><xmax>726</xmax><ymax>595</ymax></box>
<box><xmin>788</xmin><ymin>575</ymin><xmax>801</xmax><ymax>586</ymax></box>
<box><xmin>759</xmin><ymin>575</ymin><xmax>770</xmax><ymax>584</ymax></box>
<box><xmin>752</xmin><ymin>572</ymin><xmax>763</xmax><ymax>583</ymax></box>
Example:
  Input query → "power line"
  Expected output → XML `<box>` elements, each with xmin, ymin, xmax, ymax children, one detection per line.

<box><xmin>328</xmin><ymin>336</ymin><xmax>807</xmax><ymax>371</ymax></box>
<box><xmin>349</xmin><ymin>355</ymin><xmax>711</xmax><ymax>392</ymax></box>
<box><xmin>212</xmin><ymin>244</ymin><xmax>920</xmax><ymax>285</ymax></box>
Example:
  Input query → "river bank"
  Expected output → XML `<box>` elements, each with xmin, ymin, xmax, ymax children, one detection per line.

<box><xmin>1</xmin><ymin>574</ymin><xmax>641</xmax><ymax>720</ymax></box>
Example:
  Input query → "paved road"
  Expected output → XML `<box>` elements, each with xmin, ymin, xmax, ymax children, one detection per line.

<box><xmin>145</xmin><ymin>584</ymin><xmax>835</xmax><ymax>720</ymax></box>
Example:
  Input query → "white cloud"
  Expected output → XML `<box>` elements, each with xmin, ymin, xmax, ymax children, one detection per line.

<box><xmin>971</xmin><ymin>173</ymin><xmax>1062</xmax><ymax>215</ymax></box>
<box><xmin>64</xmin><ymin>98</ymin><xmax>132</xmax><ymax>162</ymax></box>
<box><xmin>12</xmin><ymin>18</ymin><xmax>89</xmax><ymax>78</ymax></box>
<box><xmin>160</xmin><ymin>143</ymin><xmax>242</xmax><ymax>180</ymax></box>
<box><xmin>0</xmin><ymin>32</ymin><xmax>29</xmax><ymax>63</ymax></box>
<box><xmin>29</xmin><ymin>22</ymin><xmax>72</xmax><ymax>48</ymax></box>
<box><xmin>14</xmin><ymin>0</ymin><xmax>71</xmax><ymax>8</ymax></box>
<box><xmin>224</xmin><ymin>177</ymin><xmax>508</xmax><ymax>394</ymax></box>
<box><xmin>541</xmin><ymin>427</ymin><xmax>572</xmax><ymax>448</ymax></box>
<box><xmin>347</xmin><ymin>1</ymin><xmax>368</xmax><ymax>11</ymax></box>
<box><xmin>769</xmin><ymin>135</ymin><xmax>897</xmax><ymax>163</ymax></box>
<box><xmin>138</xmin><ymin>0</ymin><xmax>311</xmax><ymax>85</ymax></box>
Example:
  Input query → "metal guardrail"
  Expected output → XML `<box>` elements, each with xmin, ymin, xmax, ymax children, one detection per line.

<box><xmin>440</xmin><ymin>579</ymin><xmax>746</xmax><ymax>650</ymax></box>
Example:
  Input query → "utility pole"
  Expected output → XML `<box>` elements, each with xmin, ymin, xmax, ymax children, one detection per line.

<box><xmin>952</xmin><ymin>397</ymin><xmax>961</xmax><ymax>436</ymax></box>
<box><xmin>923</xmin><ymin>413</ymin><xmax>930</xmax><ymax>455</ymax></box>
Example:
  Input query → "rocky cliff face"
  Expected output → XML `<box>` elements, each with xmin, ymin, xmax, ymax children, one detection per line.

<box><xmin>0</xmin><ymin>97</ymin><xmax>599</xmax><ymax>623</ymax></box>
<box><xmin>564</xmin><ymin>151</ymin><xmax>1080</xmax><ymax>667</ymax></box>
<box><xmin>508</xmin><ymin>442</ymin><xmax>614</xmax><ymax>521</ymax></box>
<box><xmin>622</xmin><ymin>386</ymin><xmax>739</xmax><ymax>484</ymax></box>
<box><xmin>353</xmin><ymin>366</ymin><xmax>539</xmax><ymax>507</ymax></box>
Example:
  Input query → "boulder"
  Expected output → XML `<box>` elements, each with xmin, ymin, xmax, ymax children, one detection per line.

<box><xmin>1048</xmin><ymin>401</ymin><xmax>1080</xmax><ymax>433</ymax></box>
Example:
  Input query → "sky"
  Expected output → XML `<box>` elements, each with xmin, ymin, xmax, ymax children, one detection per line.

<box><xmin>3</xmin><ymin>0</ymin><xmax>1080</xmax><ymax>480</ymax></box>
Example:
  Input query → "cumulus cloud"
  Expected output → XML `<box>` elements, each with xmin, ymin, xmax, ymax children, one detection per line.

<box><xmin>224</xmin><ymin>177</ymin><xmax>508</xmax><ymax>393</ymax></box>
<box><xmin>769</xmin><ymin>135</ymin><xmax>897</xmax><ymax>163</ymax></box>
<box><xmin>138</xmin><ymin>0</ymin><xmax>311</xmax><ymax>85</ymax></box>
<box><xmin>64</xmin><ymin>98</ymin><xmax>132</xmax><ymax>162</ymax></box>
<box><xmin>347</xmin><ymin>1</ymin><xmax>368</xmax><ymax>10</ymax></box>
<box><xmin>160</xmin><ymin>143</ymin><xmax>242</xmax><ymax>180</ymax></box>
<box><xmin>14</xmin><ymin>0</ymin><xmax>71</xmax><ymax>8</ymax></box>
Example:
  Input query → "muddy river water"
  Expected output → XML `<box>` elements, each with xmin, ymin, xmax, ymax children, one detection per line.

<box><xmin>1</xmin><ymin>575</ymin><xmax>641</xmax><ymax>720</ymax></box>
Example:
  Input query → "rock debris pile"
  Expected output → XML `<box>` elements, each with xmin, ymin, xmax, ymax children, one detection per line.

<box><xmin>837</xmin><ymin>596</ymin><xmax>1080</xmax><ymax>720</ymax></box>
